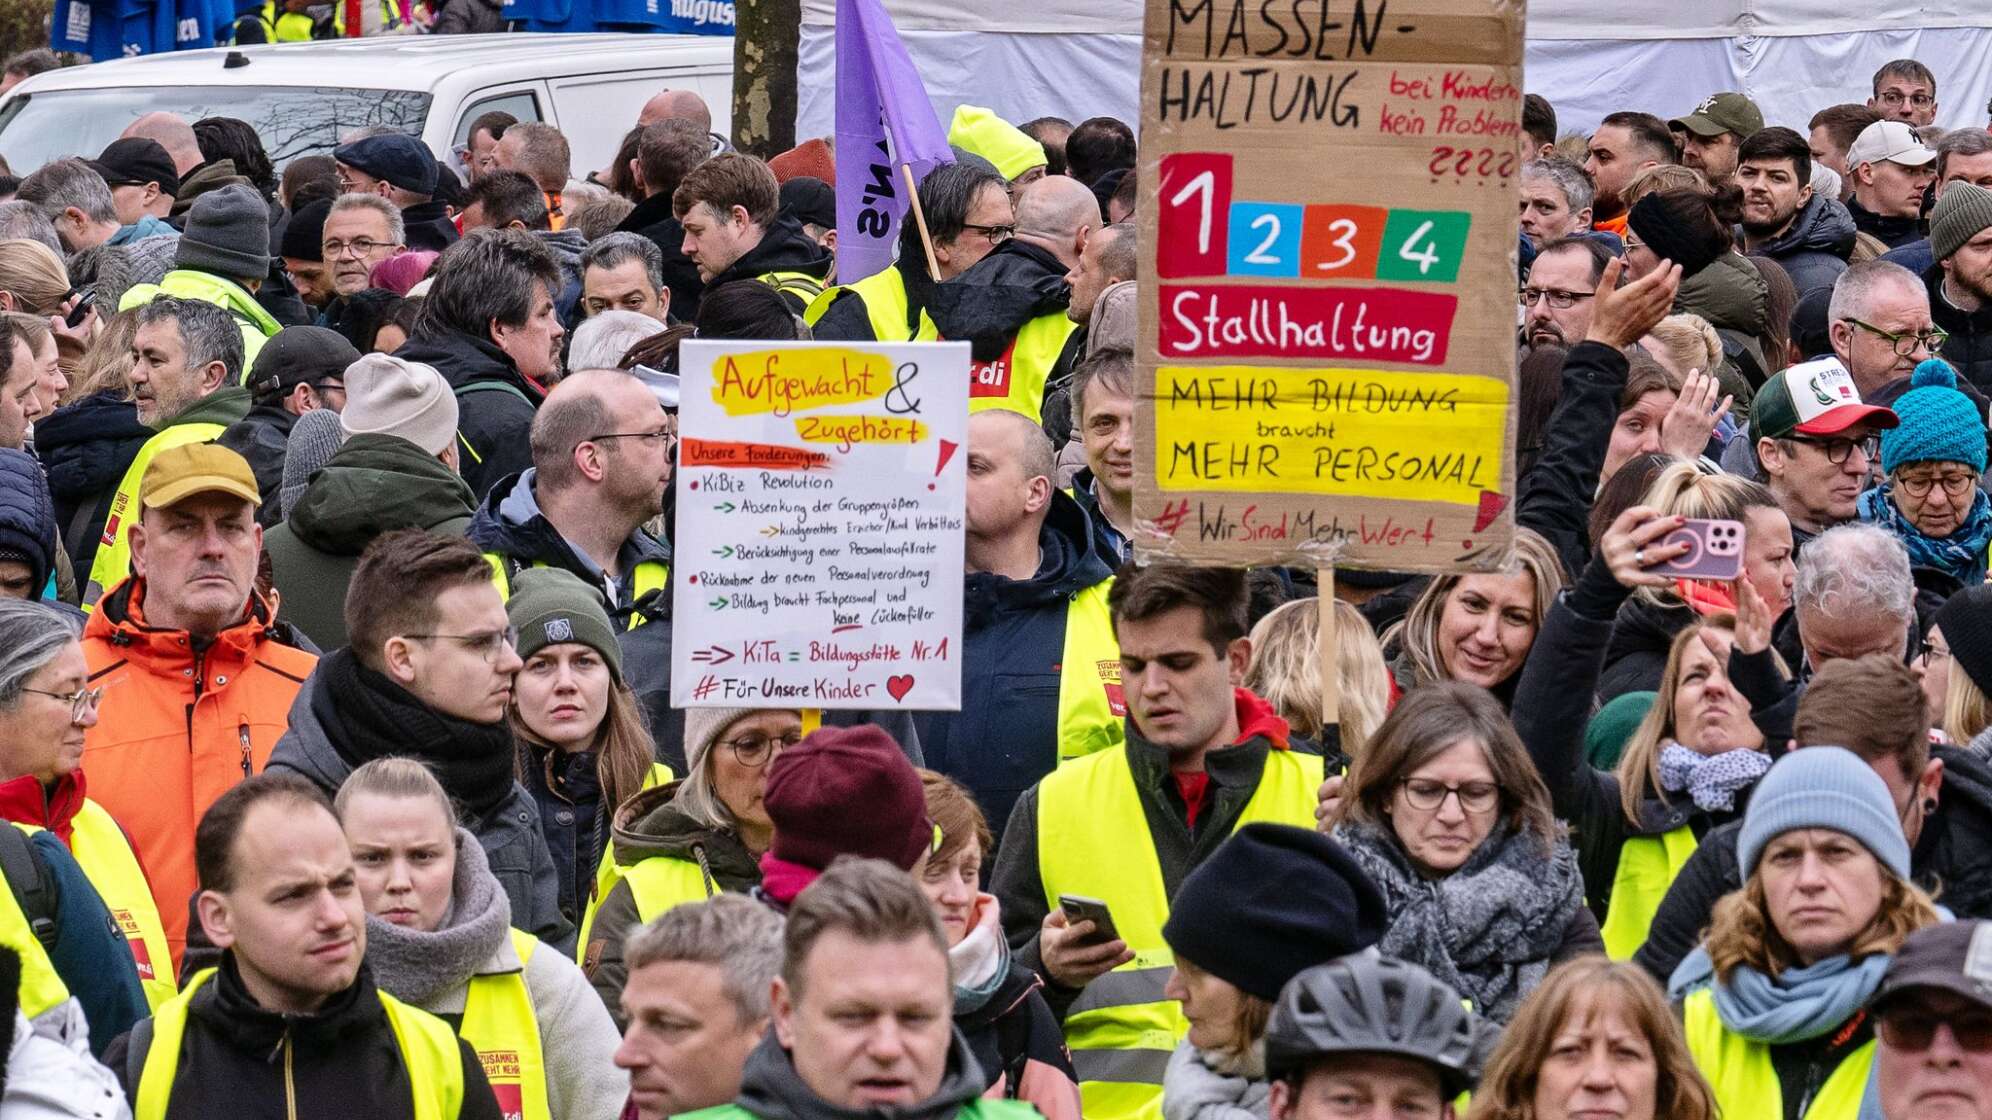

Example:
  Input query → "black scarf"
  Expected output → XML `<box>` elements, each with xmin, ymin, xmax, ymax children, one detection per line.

<box><xmin>313</xmin><ymin>648</ymin><xmax>518</xmax><ymax>819</ymax></box>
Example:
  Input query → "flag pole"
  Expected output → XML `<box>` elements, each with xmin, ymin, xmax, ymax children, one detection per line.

<box><xmin>900</xmin><ymin>163</ymin><xmax>942</xmax><ymax>280</ymax></box>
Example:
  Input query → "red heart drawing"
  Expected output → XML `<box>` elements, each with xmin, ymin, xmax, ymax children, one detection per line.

<box><xmin>886</xmin><ymin>674</ymin><xmax>915</xmax><ymax>702</ymax></box>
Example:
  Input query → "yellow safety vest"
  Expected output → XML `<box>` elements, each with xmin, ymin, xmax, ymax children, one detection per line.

<box><xmin>1599</xmin><ymin>825</ymin><xmax>1699</xmax><ymax>960</ymax></box>
<box><xmin>83</xmin><ymin>423</ymin><xmax>229</xmax><ymax>608</ymax></box>
<box><xmin>1057</xmin><ymin>580</ymin><xmax>1125</xmax><ymax>763</ymax></box>
<box><xmin>579</xmin><ymin>853</ymin><xmax>717</xmax><ymax>964</ymax></box>
<box><xmin>22</xmin><ymin>803</ymin><xmax>175</xmax><ymax>1010</ymax></box>
<box><xmin>136</xmin><ymin>968</ymin><xmax>464</xmax><ymax>1120</ymax></box>
<box><xmin>460</xmin><ymin>929</ymin><xmax>551</xmax><ymax>1120</ymax></box>
<box><xmin>484</xmin><ymin>555</ymin><xmax>671</xmax><ymax>630</ymax></box>
<box><xmin>759</xmin><ymin>270</ymin><xmax>828</xmax><ymax>312</ymax></box>
<box><xmin>581</xmin><ymin>762</ymin><xmax>675</xmax><ymax>944</ymax></box>
<box><xmin>1037</xmin><ymin>744</ymin><xmax>1323</xmax><ymax>1120</ymax></box>
<box><xmin>803</xmin><ymin>266</ymin><xmax>916</xmax><ymax>341</ymax></box>
<box><xmin>0</xmin><ymin>828</ymin><xmax>70</xmax><ymax>1019</ymax></box>
<box><xmin>256</xmin><ymin>2</ymin><xmax>317</xmax><ymax>39</ymax></box>
<box><xmin>1683</xmin><ymin>987</ymin><xmax>1875</xmax><ymax>1120</ymax></box>
<box><xmin>918</xmin><ymin>309</ymin><xmax>1079</xmax><ymax>424</ymax></box>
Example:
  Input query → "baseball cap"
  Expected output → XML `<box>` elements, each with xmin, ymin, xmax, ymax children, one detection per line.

<box><xmin>1871</xmin><ymin>920</ymin><xmax>1992</xmax><ymax>1014</ymax></box>
<box><xmin>247</xmin><ymin>326</ymin><xmax>361</xmax><ymax>399</ymax></box>
<box><xmin>1749</xmin><ymin>356</ymin><xmax>1900</xmax><ymax>443</ymax></box>
<box><xmin>1847</xmin><ymin>120</ymin><xmax>1937</xmax><ymax>169</ymax></box>
<box><xmin>779</xmin><ymin>177</ymin><xmax>835</xmax><ymax>230</ymax></box>
<box><xmin>1670</xmin><ymin>92</ymin><xmax>1764</xmax><ymax>139</ymax></box>
<box><xmin>138</xmin><ymin>443</ymin><xmax>261</xmax><ymax>510</ymax></box>
<box><xmin>89</xmin><ymin>137</ymin><xmax>181</xmax><ymax>198</ymax></box>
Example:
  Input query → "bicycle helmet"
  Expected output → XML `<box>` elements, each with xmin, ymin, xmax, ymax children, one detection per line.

<box><xmin>1263</xmin><ymin>951</ymin><xmax>1485</xmax><ymax>1096</ymax></box>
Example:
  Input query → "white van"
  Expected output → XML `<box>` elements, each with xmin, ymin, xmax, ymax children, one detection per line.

<box><xmin>0</xmin><ymin>33</ymin><xmax>734</xmax><ymax>179</ymax></box>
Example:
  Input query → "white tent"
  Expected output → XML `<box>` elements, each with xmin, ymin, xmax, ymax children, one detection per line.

<box><xmin>796</xmin><ymin>0</ymin><xmax>1992</xmax><ymax>143</ymax></box>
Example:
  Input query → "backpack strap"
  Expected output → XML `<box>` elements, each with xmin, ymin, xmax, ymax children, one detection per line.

<box><xmin>452</xmin><ymin>380</ymin><xmax>534</xmax><ymax>407</ymax></box>
<box><xmin>124</xmin><ymin>1015</ymin><xmax>155</xmax><ymax>1092</ymax></box>
<box><xmin>0</xmin><ymin>826</ymin><xmax>57</xmax><ymax>950</ymax></box>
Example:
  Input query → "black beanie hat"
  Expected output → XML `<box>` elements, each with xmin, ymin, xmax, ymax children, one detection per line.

<box><xmin>281</xmin><ymin>199</ymin><xmax>331</xmax><ymax>263</ymax></box>
<box><xmin>1161</xmin><ymin>823</ymin><xmax>1388</xmax><ymax>1001</ymax></box>
<box><xmin>1938</xmin><ymin>584</ymin><xmax>1992</xmax><ymax>698</ymax></box>
<box><xmin>1627</xmin><ymin>190</ymin><xmax>1726</xmax><ymax>279</ymax></box>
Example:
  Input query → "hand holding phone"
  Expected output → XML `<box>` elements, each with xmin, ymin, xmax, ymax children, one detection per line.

<box><xmin>1057</xmin><ymin>894</ymin><xmax>1121</xmax><ymax>944</ymax></box>
<box><xmin>1649</xmin><ymin>518</ymin><xmax>1745</xmax><ymax>581</ymax></box>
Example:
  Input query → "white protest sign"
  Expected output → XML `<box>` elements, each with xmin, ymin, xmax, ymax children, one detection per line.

<box><xmin>671</xmin><ymin>339</ymin><xmax>971</xmax><ymax>710</ymax></box>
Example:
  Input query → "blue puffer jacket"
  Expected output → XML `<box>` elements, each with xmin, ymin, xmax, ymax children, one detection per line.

<box><xmin>0</xmin><ymin>448</ymin><xmax>59</xmax><ymax>598</ymax></box>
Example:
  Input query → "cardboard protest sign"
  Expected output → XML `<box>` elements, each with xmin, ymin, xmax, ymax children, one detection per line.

<box><xmin>672</xmin><ymin>340</ymin><xmax>971</xmax><ymax>710</ymax></box>
<box><xmin>1133</xmin><ymin>0</ymin><xmax>1524</xmax><ymax>571</ymax></box>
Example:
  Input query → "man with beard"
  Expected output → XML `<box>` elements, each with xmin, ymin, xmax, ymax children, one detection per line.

<box><xmin>1737</xmin><ymin>127</ymin><xmax>1857</xmax><ymax>298</ymax></box>
<box><xmin>1670</xmin><ymin>92</ymin><xmax>1764</xmax><ymax>185</ymax></box>
<box><xmin>1520</xmin><ymin>237</ymin><xmax>1609</xmax><ymax>353</ymax></box>
<box><xmin>1926</xmin><ymin>182</ymin><xmax>1992</xmax><ymax>392</ymax></box>
<box><xmin>1584</xmin><ymin>112</ymin><xmax>1677</xmax><ymax>237</ymax></box>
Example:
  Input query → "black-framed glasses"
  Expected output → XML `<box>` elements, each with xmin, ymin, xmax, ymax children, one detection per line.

<box><xmin>1787</xmin><ymin>434</ymin><xmax>1879</xmax><ymax>465</ymax></box>
<box><xmin>312</xmin><ymin>379</ymin><xmax>347</xmax><ymax>398</ymax></box>
<box><xmin>322</xmin><ymin>237</ymin><xmax>392</xmax><ymax>260</ymax></box>
<box><xmin>402</xmin><ymin>627</ymin><xmax>519</xmax><ymax>663</ymax></box>
<box><xmin>1875</xmin><ymin>91</ymin><xmax>1936</xmax><ymax>109</ymax></box>
<box><xmin>585</xmin><ymin>429</ymin><xmax>675</xmax><ymax>449</ymax></box>
<box><xmin>720</xmin><ymin>731</ymin><xmax>803</xmax><ymax>768</ymax></box>
<box><xmin>1878</xmin><ymin>1008</ymin><xmax>1992</xmax><ymax>1052</ymax></box>
<box><xmin>1844</xmin><ymin>317</ymin><xmax>1947</xmax><ymax>358</ymax></box>
<box><xmin>1397</xmin><ymin>777</ymin><xmax>1501</xmax><ymax>814</ymax></box>
<box><xmin>1519</xmin><ymin>286</ymin><xmax>1595</xmax><ymax>310</ymax></box>
<box><xmin>962</xmin><ymin>223</ymin><xmax>1014</xmax><ymax>243</ymax></box>
<box><xmin>19</xmin><ymin>686</ymin><xmax>101</xmax><ymax>722</ymax></box>
<box><xmin>1896</xmin><ymin>469</ymin><xmax>1979</xmax><ymax>498</ymax></box>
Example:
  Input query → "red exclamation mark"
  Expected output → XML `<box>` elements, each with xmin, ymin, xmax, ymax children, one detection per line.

<box><xmin>930</xmin><ymin>439</ymin><xmax>959</xmax><ymax>490</ymax></box>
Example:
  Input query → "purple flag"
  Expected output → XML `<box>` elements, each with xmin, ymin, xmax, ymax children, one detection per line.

<box><xmin>835</xmin><ymin>0</ymin><xmax>953</xmax><ymax>284</ymax></box>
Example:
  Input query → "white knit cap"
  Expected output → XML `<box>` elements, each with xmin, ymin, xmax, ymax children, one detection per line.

<box><xmin>338</xmin><ymin>353</ymin><xmax>459</xmax><ymax>457</ymax></box>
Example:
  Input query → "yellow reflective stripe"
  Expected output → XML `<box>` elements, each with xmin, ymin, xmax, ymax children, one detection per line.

<box><xmin>1684</xmin><ymin>988</ymin><xmax>1876</xmax><ymax>1120</ymax></box>
<box><xmin>459</xmin><ymin>929</ymin><xmax>550</xmax><ymax>1120</ymax></box>
<box><xmin>1056</xmin><ymin>579</ymin><xmax>1124</xmax><ymax>763</ymax></box>
<box><xmin>0</xmin><ymin>824</ymin><xmax>68</xmax><ymax>1019</ymax></box>
<box><xmin>68</xmin><ymin>801</ymin><xmax>176</xmax><ymax>1011</ymax></box>
<box><xmin>1070</xmin><ymin>1048</ymin><xmax>1173</xmax><ymax>1084</ymax></box>
<box><xmin>1600</xmin><ymin>825</ymin><xmax>1699</xmax><ymax>960</ymax></box>
<box><xmin>83</xmin><ymin>423</ymin><xmax>229</xmax><ymax>609</ymax></box>
<box><xmin>1066</xmin><ymin>964</ymin><xmax>1172</xmax><ymax>1017</ymax></box>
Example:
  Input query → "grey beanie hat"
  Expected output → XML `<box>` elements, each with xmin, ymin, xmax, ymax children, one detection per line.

<box><xmin>279</xmin><ymin>408</ymin><xmax>345</xmax><ymax>519</ymax></box>
<box><xmin>505</xmin><ymin>567</ymin><xmax>624</xmax><ymax>681</ymax></box>
<box><xmin>1737</xmin><ymin>747</ymin><xmax>1911</xmax><ymax>879</ymax></box>
<box><xmin>682</xmin><ymin>707</ymin><xmax>760</xmax><ymax>779</ymax></box>
<box><xmin>175</xmin><ymin>183</ymin><xmax>272</xmax><ymax>281</ymax></box>
<box><xmin>1931</xmin><ymin>181</ymin><xmax>1992</xmax><ymax>263</ymax></box>
<box><xmin>339</xmin><ymin>353</ymin><xmax>459</xmax><ymax>456</ymax></box>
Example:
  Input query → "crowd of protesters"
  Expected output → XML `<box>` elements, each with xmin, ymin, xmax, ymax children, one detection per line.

<box><xmin>0</xmin><ymin>35</ymin><xmax>1981</xmax><ymax>1120</ymax></box>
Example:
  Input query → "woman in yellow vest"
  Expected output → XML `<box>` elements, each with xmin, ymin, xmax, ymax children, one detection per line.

<box><xmin>1469</xmin><ymin>957</ymin><xmax>1716</xmax><ymax>1120</ymax></box>
<box><xmin>504</xmin><ymin>570</ymin><xmax>672</xmax><ymax>933</ymax></box>
<box><xmin>582</xmin><ymin>706</ymin><xmax>799</xmax><ymax>1013</ymax></box>
<box><xmin>336</xmin><ymin>759</ymin><xmax>626</xmax><ymax>1120</ymax></box>
<box><xmin>1512</xmin><ymin>503</ymin><xmax>1786</xmax><ymax>961</ymax></box>
<box><xmin>0</xmin><ymin>600</ymin><xmax>175</xmax><ymax>1011</ymax></box>
<box><xmin>1668</xmin><ymin>747</ymin><xmax>1940</xmax><ymax>1120</ymax></box>
<box><xmin>1331</xmin><ymin>682</ymin><xmax>1600</xmax><ymax>1023</ymax></box>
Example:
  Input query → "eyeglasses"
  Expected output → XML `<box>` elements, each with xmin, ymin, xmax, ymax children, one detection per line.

<box><xmin>312</xmin><ymin>379</ymin><xmax>346</xmax><ymax>397</ymax></box>
<box><xmin>322</xmin><ymin>238</ymin><xmax>393</xmax><ymax>260</ymax></box>
<box><xmin>1845</xmin><ymin>317</ymin><xmax>1948</xmax><ymax>358</ymax></box>
<box><xmin>720</xmin><ymin>730</ymin><xmax>803</xmax><ymax>768</ymax></box>
<box><xmin>1622</xmin><ymin>235</ymin><xmax>1646</xmax><ymax>254</ymax></box>
<box><xmin>1896</xmin><ymin>470</ymin><xmax>1980</xmax><ymax>498</ymax></box>
<box><xmin>962</xmin><ymin>223</ymin><xmax>1014</xmax><ymax>243</ymax></box>
<box><xmin>402</xmin><ymin>627</ymin><xmax>519</xmax><ymax>663</ymax></box>
<box><xmin>1397</xmin><ymin>777</ymin><xmax>1501</xmax><ymax>814</ymax></box>
<box><xmin>19</xmin><ymin>686</ymin><xmax>102</xmax><ymax>723</ymax></box>
<box><xmin>1919</xmin><ymin>644</ymin><xmax>1952</xmax><ymax>669</ymax></box>
<box><xmin>1787</xmin><ymin>434</ymin><xmax>1879</xmax><ymax>466</ymax></box>
<box><xmin>1875</xmin><ymin>91</ymin><xmax>1936</xmax><ymax>109</ymax></box>
<box><xmin>1519</xmin><ymin>286</ymin><xmax>1595</xmax><ymax>310</ymax></box>
<box><xmin>1878</xmin><ymin>1008</ymin><xmax>1992</xmax><ymax>1052</ymax></box>
<box><xmin>586</xmin><ymin>429</ymin><xmax>676</xmax><ymax>451</ymax></box>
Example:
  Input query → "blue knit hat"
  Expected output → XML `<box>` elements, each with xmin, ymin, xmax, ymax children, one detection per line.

<box><xmin>1737</xmin><ymin>747</ymin><xmax>1910</xmax><ymax>879</ymax></box>
<box><xmin>1882</xmin><ymin>359</ymin><xmax>1988</xmax><ymax>476</ymax></box>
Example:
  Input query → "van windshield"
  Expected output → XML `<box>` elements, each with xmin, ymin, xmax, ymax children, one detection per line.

<box><xmin>0</xmin><ymin>86</ymin><xmax>433</xmax><ymax>172</ymax></box>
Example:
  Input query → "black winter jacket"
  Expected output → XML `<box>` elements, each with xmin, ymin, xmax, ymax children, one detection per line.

<box><xmin>105</xmin><ymin>956</ymin><xmax>501</xmax><ymax>1120</ymax></box>
<box><xmin>33</xmin><ymin>392</ymin><xmax>149</xmax><ymax>580</ymax></box>
<box><xmin>1746</xmin><ymin>194</ymin><xmax>1856</xmax><ymax>299</ymax></box>
<box><xmin>217</xmin><ymin>401</ymin><xmax>296</xmax><ymax>528</ymax></box>
<box><xmin>1636</xmin><ymin>742</ymin><xmax>1992</xmax><ymax>982</ymax></box>
<box><xmin>1927</xmin><ymin>263</ymin><xmax>1992</xmax><ymax>397</ymax></box>
<box><xmin>401</xmin><ymin>200</ymin><xmax>461</xmax><ymax>254</ymax></box>
<box><xmin>394</xmin><ymin>330</ymin><xmax>546</xmax><ymax>501</ymax></box>
<box><xmin>1848</xmin><ymin>196</ymin><xmax>1925</xmax><ymax>250</ymax></box>
<box><xmin>926</xmin><ymin>241</ymin><xmax>1077</xmax><ymax>362</ymax></box>
<box><xmin>704</xmin><ymin>214</ymin><xmax>834</xmax><ymax>315</ymax></box>
<box><xmin>617</xmin><ymin>192</ymin><xmax>706</xmax><ymax>320</ymax></box>
<box><xmin>1597</xmin><ymin>595</ymin><xmax>1696</xmax><ymax>703</ymax></box>
<box><xmin>1514</xmin><ymin>342</ymin><xmax>1628</xmax><ymax>581</ymax></box>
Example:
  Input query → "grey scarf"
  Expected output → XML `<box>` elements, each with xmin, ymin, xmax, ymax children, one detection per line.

<box><xmin>364</xmin><ymin>826</ymin><xmax>514</xmax><ymax>1006</ymax></box>
<box><xmin>1334</xmin><ymin>819</ymin><xmax>1583</xmax><ymax>1023</ymax></box>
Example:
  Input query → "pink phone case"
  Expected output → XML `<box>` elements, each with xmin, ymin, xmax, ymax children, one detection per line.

<box><xmin>1652</xmin><ymin>518</ymin><xmax>1744</xmax><ymax>581</ymax></box>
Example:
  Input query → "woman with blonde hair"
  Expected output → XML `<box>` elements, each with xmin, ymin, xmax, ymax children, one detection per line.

<box><xmin>1468</xmin><ymin>957</ymin><xmax>1716</xmax><ymax>1120</ymax></box>
<box><xmin>1514</xmin><ymin>505</ymin><xmax>1784</xmax><ymax>960</ymax></box>
<box><xmin>1598</xmin><ymin>460</ymin><xmax>1793</xmax><ymax>701</ymax></box>
<box><xmin>1332</xmin><ymin>682</ymin><xmax>1598</xmax><ymax>1022</ymax></box>
<box><xmin>1669</xmin><ymin>747</ymin><xmax>1940</xmax><ymax>1120</ymax></box>
<box><xmin>1935</xmin><ymin>585</ymin><xmax>1992</xmax><ymax>752</ymax></box>
<box><xmin>32</xmin><ymin>309</ymin><xmax>148</xmax><ymax>587</ymax></box>
<box><xmin>1380</xmin><ymin>527</ymin><xmax>1563</xmax><ymax>707</ymax></box>
<box><xmin>336</xmin><ymin>757</ymin><xmax>626</xmax><ymax>1120</ymax></box>
<box><xmin>1244</xmin><ymin>598</ymin><xmax>1391</xmax><ymax>760</ymax></box>
<box><xmin>0</xmin><ymin>238</ymin><xmax>69</xmax><ymax>316</ymax></box>
<box><xmin>1641</xmin><ymin>312</ymin><xmax>1751</xmax><ymax>420</ymax></box>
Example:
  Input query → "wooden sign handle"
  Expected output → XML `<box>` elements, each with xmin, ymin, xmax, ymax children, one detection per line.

<box><xmin>1318</xmin><ymin>568</ymin><xmax>1339</xmax><ymax>731</ymax></box>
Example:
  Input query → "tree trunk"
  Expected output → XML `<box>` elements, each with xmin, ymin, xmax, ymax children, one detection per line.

<box><xmin>730</xmin><ymin>0</ymin><xmax>799</xmax><ymax>159</ymax></box>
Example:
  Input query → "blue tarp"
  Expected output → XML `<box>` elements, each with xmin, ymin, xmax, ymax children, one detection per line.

<box><xmin>501</xmin><ymin>0</ymin><xmax>733</xmax><ymax>34</ymax></box>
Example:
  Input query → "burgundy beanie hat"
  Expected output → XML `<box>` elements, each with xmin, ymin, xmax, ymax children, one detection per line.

<box><xmin>762</xmin><ymin>724</ymin><xmax>931</xmax><ymax>872</ymax></box>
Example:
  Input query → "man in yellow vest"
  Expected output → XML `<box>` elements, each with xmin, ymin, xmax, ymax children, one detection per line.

<box><xmin>84</xmin><ymin>297</ymin><xmax>253</xmax><ymax>607</ymax></box>
<box><xmin>1870</xmin><ymin>919</ymin><xmax>1992</xmax><ymax>1120</ymax></box>
<box><xmin>989</xmin><ymin>562</ymin><xmax>1326</xmax><ymax>1120</ymax></box>
<box><xmin>103</xmin><ymin>772</ymin><xmax>502</xmax><ymax>1118</ymax></box>
<box><xmin>673</xmin><ymin>154</ymin><xmax>833</xmax><ymax>316</ymax></box>
<box><xmin>924</xmin><ymin>175</ymin><xmax>1096</xmax><ymax>423</ymax></box>
<box><xmin>911</xmin><ymin>410</ymin><xmax>1121</xmax><ymax>850</ymax></box>
<box><xmin>117</xmin><ymin>185</ymin><xmax>283</xmax><ymax>367</ymax></box>
<box><xmin>806</xmin><ymin>161</ymin><xmax>1013</xmax><ymax>343</ymax></box>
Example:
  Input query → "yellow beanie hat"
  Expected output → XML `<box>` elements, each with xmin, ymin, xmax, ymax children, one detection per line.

<box><xmin>947</xmin><ymin>105</ymin><xmax>1047</xmax><ymax>181</ymax></box>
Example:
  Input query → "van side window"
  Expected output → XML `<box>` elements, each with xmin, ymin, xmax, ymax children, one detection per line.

<box><xmin>455</xmin><ymin>90</ymin><xmax>542</xmax><ymax>149</ymax></box>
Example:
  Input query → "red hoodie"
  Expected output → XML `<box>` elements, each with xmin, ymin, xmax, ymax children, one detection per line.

<box><xmin>1175</xmin><ymin>688</ymin><xmax>1292</xmax><ymax>828</ymax></box>
<box><xmin>0</xmin><ymin>770</ymin><xmax>90</xmax><ymax>844</ymax></box>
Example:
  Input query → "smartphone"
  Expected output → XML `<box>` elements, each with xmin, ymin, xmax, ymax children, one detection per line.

<box><xmin>1058</xmin><ymin>894</ymin><xmax>1121</xmax><ymax>944</ymax></box>
<box><xmin>64</xmin><ymin>289</ymin><xmax>95</xmax><ymax>328</ymax></box>
<box><xmin>1651</xmin><ymin>518</ymin><xmax>1744</xmax><ymax>581</ymax></box>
